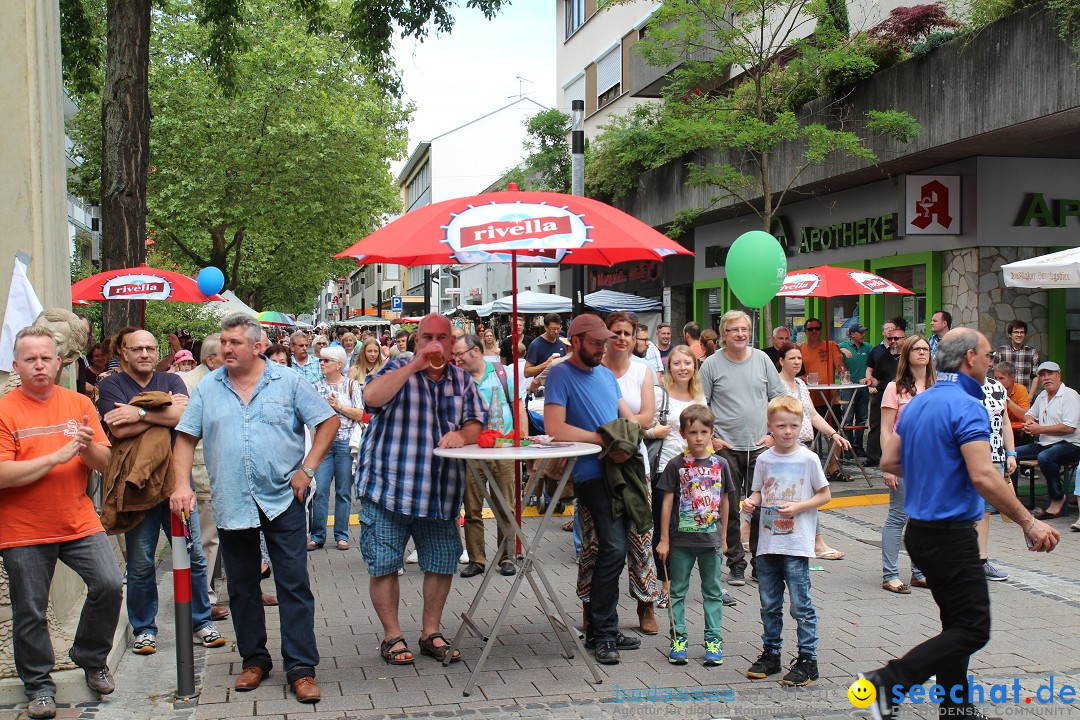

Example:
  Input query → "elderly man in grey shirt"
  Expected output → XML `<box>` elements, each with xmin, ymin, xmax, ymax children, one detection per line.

<box><xmin>699</xmin><ymin>310</ymin><xmax>787</xmax><ymax>585</ymax></box>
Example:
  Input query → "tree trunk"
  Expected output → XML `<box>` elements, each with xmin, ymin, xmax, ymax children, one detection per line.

<box><xmin>100</xmin><ymin>0</ymin><xmax>151</xmax><ymax>334</ymax></box>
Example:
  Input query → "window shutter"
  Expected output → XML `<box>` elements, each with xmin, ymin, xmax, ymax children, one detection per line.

<box><xmin>596</xmin><ymin>47</ymin><xmax>621</xmax><ymax>96</ymax></box>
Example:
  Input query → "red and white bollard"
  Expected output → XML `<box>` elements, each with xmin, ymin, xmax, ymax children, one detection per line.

<box><xmin>171</xmin><ymin>512</ymin><xmax>197</xmax><ymax>700</ymax></box>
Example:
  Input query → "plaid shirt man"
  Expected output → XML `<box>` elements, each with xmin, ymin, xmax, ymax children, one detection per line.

<box><xmin>293</xmin><ymin>357</ymin><xmax>323</xmax><ymax>385</ymax></box>
<box><xmin>995</xmin><ymin>344</ymin><xmax>1039</xmax><ymax>385</ymax></box>
<box><xmin>356</xmin><ymin>357</ymin><xmax>484</xmax><ymax>519</ymax></box>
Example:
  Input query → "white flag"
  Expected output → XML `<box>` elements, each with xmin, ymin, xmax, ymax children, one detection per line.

<box><xmin>0</xmin><ymin>254</ymin><xmax>44</xmax><ymax>371</ymax></box>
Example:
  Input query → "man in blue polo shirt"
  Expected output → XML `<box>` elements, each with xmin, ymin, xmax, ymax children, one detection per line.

<box><xmin>858</xmin><ymin>328</ymin><xmax>1059</xmax><ymax>720</ymax></box>
<box><xmin>544</xmin><ymin>313</ymin><xmax>636</xmax><ymax>666</ymax></box>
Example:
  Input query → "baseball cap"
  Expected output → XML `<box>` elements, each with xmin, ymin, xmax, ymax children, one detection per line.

<box><xmin>176</xmin><ymin>328</ymin><xmax>192</xmax><ymax>339</ymax></box>
<box><xmin>1036</xmin><ymin>361</ymin><xmax>1061</xmax><ymax>373</ymax></box>
<box><xmin>568</xmin><ymin>314</ymin><xmax>615</xmax><ymax>341</ymax></box>
<box><xmin>848</xmin><ymin>323</ymin><xmax>868</xmax><ymax>335</ymax></box>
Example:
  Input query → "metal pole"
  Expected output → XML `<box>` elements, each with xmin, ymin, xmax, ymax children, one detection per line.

<box><xmin>171</xmin><ymin>513</ymin><xmax>196</xmax><ymax>700</ymax></box>
<box><xmin>512</xmin><ymin>251</ymin><xmax>523</xmax><ymax>558</ymax></box>
<box><xmin>424</xmin><ymin>268</ymin><xmax>432</xmax><ymax>315</ymax></box>
<box><xmin>571</xmin><ymin>100</ymin><xmax>585</xmax><ymax>316</ymax></box>
<box><xmin>376</xmin><ymin>265</ymin><xmax>383</xmax><ymax>319</ymax></box>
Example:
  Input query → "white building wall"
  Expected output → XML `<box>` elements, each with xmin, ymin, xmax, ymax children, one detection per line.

<box><xmin>556</xmin><ymin>0</ymin><xmax>657</xmax><ymax>137</ymax></box>
<box><xmin>458</xmin><ymin>264</ymin><xmax>561</xmax><ymax>306</ymax></box>
<box><xmin>429</xmin><ymin>98</ymin><xmax>545</xmax><ymax>202</ymax></box>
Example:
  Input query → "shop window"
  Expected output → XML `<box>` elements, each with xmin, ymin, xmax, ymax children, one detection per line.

<box><xmin>878</xmin><ymin>265</ymin><xmax>926</xmax><ymax>336</ymax></box>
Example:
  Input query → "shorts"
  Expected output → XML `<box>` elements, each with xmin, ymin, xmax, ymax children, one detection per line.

<box><xmin>359</xmin><ymin>502</ymin><xmax>461</xmax><ymax>577</ymax></box>
<box><xmin>985</xmin><ymin>461</ymin><xmax>1006</xmax><ymax>514</ymax></box>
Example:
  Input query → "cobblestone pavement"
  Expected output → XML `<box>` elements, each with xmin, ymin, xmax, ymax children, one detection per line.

<box><xmin>13</xmin><ymin>473</ymin><xmax>1080</xmax><ymax>720</ymax></box>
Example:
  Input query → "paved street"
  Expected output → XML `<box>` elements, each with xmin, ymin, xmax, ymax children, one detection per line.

<box><xmin>12</xmin><ymin>473</ymin><xmax>1080</xmax><ymax>720</ymax></box>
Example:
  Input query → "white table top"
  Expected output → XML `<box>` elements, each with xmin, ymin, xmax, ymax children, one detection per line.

<box><xmin>434</xmin><ymin>441</ymin><xmax>601</xmax><ymax>461</ymax></box>
<box><xmin>804</xmin><ymin>383</ymin><xmax>865</xmax><ymax>392</ymax></box>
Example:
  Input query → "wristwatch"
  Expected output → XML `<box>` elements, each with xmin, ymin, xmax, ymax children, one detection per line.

<box><xmin>137</xmin><ymin>408</ymin><xmax>147</xmax><ymax>419</ymax></box>
<box><xmin>301</xmin><ymin>465</ymin><xmax>316</xmax><ymax>479</ymax></box>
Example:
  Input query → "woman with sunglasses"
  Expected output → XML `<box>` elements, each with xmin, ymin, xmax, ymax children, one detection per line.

<box><xmin>879</xmin><ymin>335</ymin><xmax>934</xmax><ymax>593</ymax></box>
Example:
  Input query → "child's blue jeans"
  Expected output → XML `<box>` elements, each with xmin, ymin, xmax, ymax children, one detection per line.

<box><xmin>755</xmin><ymin>553</ymin><xmax>818</xmax><ymax>659</ymax></box>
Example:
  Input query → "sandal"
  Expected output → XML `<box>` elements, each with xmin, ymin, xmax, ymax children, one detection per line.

<box><xmin>418</xmin><ymin>633</ymin><xmax>461</xmax><ymax>663</ymax></box>
<box><xmin>562</xmin><ymin>519</ymin><xmax>574</xmax><ymax>532</ymax></box>
<box><xmin>881</xmin><ymin>580</ymin><xmax>911</xmax><ymax>594</ymax></box>
<box><xmin>379</xmin><ymin>636</ymin><xmax>413</xmax><ymax>665</ymax></box>
<box><xmin>816</xmin><ymin>548</ymin><xmax>845</xmax><ymax>561</ymax></box>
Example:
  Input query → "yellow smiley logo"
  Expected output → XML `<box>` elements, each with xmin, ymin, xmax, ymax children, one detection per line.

<box><xmin>848</xmin><ymin>678</ymin><xmax>876</xmax><ymax>708</ymax></box>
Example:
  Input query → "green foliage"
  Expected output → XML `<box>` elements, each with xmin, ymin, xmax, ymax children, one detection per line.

<box><xmin>522</xmin><ymin>109</ymin><xmax>573</xmax><ymax>193</ymax></box>
<box><xmin>67</xmin><ymin>0</ymin><xmax>409</xmax><ymax>314</ymax></box>
<box><xmin>967</xmin><ymin>0</ymin><xmax>1040</xmax><ymax>25</ymax></box>
<box><xmin>911</xmin><ymin>28</ymin><xmax>968</xmax><ymax>57</ymax></box>
<box><xmin>59</xmin><ymin>0</ymin><xmax>105</xmax><ymax>100</ymax></box>
<box><xmin>598</xmin><ymin>0</ymin><xmax>921</xmax><ymax>236</ymax></box>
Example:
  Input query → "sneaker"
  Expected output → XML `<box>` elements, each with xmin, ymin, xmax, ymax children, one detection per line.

<box><xmin>703</xmin><ymin>639</ymin><xmax>723</xmax><ymax>667</ymax></box>
<box><xmin>722</xmin><ymin>591</ymin><xmax>736</xmax><ymax>607</ymax></box>
<box><xmin>585</xmin><ymin>632</ymin><xmax>641</xmax><ymax>651</ymax></box>
<box><xmin>983</xmin><ymin>561</ymin><xmax>1009</xmax><ymax>582</ymax></box>
<box><xmin>406</xmin><ymin>549</ymin><xmax>419</xmax><ymax>564</ymax></box>
<box><xmin>132</xmin><ymin>632</ymin><xmax>156</xmax><ymax>655</ymax></box>
<box><xmin>782</xmin><ymin>655</ymin><xmax>818</xmax><ymax>686</ymax></box>
<box><xmin>668</xmin><ymin>635</ymin><xmax>688</xmax><ymax>665</ymax></box>
<box><xmin>729</xmin><ymin>568</ymin><xmax>746</xmax><ymax>586</ymax></box>
<box><xmin>27</xmin><ymin>696</ymin><xmax>56</xmax><ymax>719</ymax></box>
<box><xmin>194</xmin><ymin>625</ymin><xmax>227</xmax><ymax>648</ymax></box>
<box><xmin>84</xmin><ymin>665</ymin><xmax>115</xmax><ymax>694</ymax></box>
<box><xmin>746</xmin><ymin>649</ymin><xmax>781</xmax><ymax>679</ymax></box>
<box><xmin>594</xmin><ymin>640</ymin><xmax>620</xmax><ymax>665</ymax></box>
<box><xmin>858</xmin><ymin>671</ymin><xmax>896</xmax><ymax>720</ymax></box>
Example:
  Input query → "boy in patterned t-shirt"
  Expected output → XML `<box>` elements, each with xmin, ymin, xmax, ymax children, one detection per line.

<box><xmin>655</xmin><ymin>405</ymin><xmax>733</xmax><ymax>667</ymax></box>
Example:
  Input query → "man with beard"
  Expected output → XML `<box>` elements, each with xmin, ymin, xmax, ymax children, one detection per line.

<box><xmin>545</xmin><ymin>314</ymin><xmax>638</xmax><ymax>665</ymax></box>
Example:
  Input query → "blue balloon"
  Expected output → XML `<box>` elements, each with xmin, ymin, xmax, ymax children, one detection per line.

<box><xmin>197</xmin><ymin>267</ymin><xmax>225</xmax><ymax>296</ymax></box>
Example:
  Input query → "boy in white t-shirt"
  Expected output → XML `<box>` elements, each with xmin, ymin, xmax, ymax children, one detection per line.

<box><xmin>743</xmin><ymin>395</ymin><xmax>831</xmax><ymax>686</ymax></box>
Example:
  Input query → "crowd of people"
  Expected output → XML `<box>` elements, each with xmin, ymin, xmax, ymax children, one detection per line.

<box><xmin>0</xmin><ymin>306</ymin><xmax>1072</xmax><ymax>718</ymax></box>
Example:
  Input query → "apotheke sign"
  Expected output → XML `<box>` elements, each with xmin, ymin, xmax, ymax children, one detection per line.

<box><xmin>704</xmin><ymin>213</ymin><xmax>898</xmax><ymax>268</ymax></box>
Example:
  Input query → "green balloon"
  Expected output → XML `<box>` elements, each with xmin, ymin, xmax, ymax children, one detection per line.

<box><xmin>725</xmin><ymin>231</ymin><xmax>788</xmax><ymax>308</ymax></box>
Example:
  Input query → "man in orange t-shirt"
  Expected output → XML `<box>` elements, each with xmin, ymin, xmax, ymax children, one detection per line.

<box><xmin>0</xmin><ymin>327</ymin><xmax>120</xmax><ymax>717</ymax></box>
<box><xmin>799</xmin><ymin>318</ymin><xmax>853</xmax><ymax>413</ymax></box>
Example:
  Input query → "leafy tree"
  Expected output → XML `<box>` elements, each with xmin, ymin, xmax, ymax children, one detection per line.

<box><xmin>501</xmin><ymin>109</ymin><xmax>573</xmax><ymax>193</ymax></box>
<box><xmin>60</xmin><ymin>0</ymin><xmax>505</xmax><ymax>335</ymax></box>
<box><xmin>69</xmin><ymin>1</ymin><xmax>409</xmax><ymax>313</ymax></box>
<box><xmin>603</xmin><ymin>0</ymin><xmax>920</xmax><ymax>236</ymax></box>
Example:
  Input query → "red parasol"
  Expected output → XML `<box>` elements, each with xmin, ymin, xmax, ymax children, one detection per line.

<box><xmin>71</xmin><ymin>264</ymin><xmax>224</xmax><ymax>327</ymax></box>
<box><xmin>778</xmin><ymin>265</ymin><xmax>914</xmax><ymax>399</ymax></box>
<box><xmin>337</xmin><ymin>185</ymin><xmax>692</xmax><ymax>549</ymax></box>
<box><xmin>72</xmin><ymin>265</ymin><xmax>225</xmax><ymax>304</ymax></box>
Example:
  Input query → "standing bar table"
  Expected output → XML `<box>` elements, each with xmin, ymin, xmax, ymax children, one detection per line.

<box><xmin>805</xmin><ymin>382</ymin><xmax>871</xmax><ymax>486</ymax></box>
<box><xmin>433</xmin><ymin>442</ymin><xmax>601</xmax><ymax>696</ymax></box>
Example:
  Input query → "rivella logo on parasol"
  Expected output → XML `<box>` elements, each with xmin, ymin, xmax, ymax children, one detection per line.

<box><xmin>848</xmin><ymin>271</ymin><xmax>897</xmax><ymax>294</ymax></box>
<box><xmin>102</xmin><ymin>274</ymin><xmax>173</xmax><ymax>300</ymax></box>
<box><xmin>778</xmin><ymin>273</ymin><xmax>821</xmax><ymax>296</ymax></box>
<box><xmin>443</xmin><ymin>202</ymin><xmax>589</xmax><ymax>263</ymax></box>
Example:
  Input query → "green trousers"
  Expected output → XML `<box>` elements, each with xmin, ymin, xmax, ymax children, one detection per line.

<box><xmin>668</xmin><ymin>545</ymin><xmax>724</xmax><ymax>642</ymax></box>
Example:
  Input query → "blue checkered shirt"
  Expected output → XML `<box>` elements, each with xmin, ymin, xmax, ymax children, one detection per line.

<box><xmin>356</xmin><ymin>358</ymin><xmax>485</xmax><ymax>519</ymax></box>
<box><xmin>293</xmin><ymin>357</ymin><xmax>323</xmax><ymax>384</ymax></box>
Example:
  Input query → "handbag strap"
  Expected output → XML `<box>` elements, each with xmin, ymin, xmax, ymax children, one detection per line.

<box><xmin>656</xmin><ymin>384</ymin><xmax>670</xmax><ymax>425</ymax></box>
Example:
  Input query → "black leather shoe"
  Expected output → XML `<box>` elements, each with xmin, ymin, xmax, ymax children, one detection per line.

<box><xmin>585</xmin><ymin>632</ymin><xmax>640</xmax><ymax>651</ymax></box>
<box><xmin>594</xmin><ymin>640</ymin><xmax>620</xmax><ymax>665</ymax></box>
<box><xmin>498</xmin><ymin>561</ymin><xmax>517</xmax><ymax>576</ymax></box>
<box><xmin>459</xmin><ymin>563</ymin><xmax>484</xmax><ymax>578</ymax></box>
